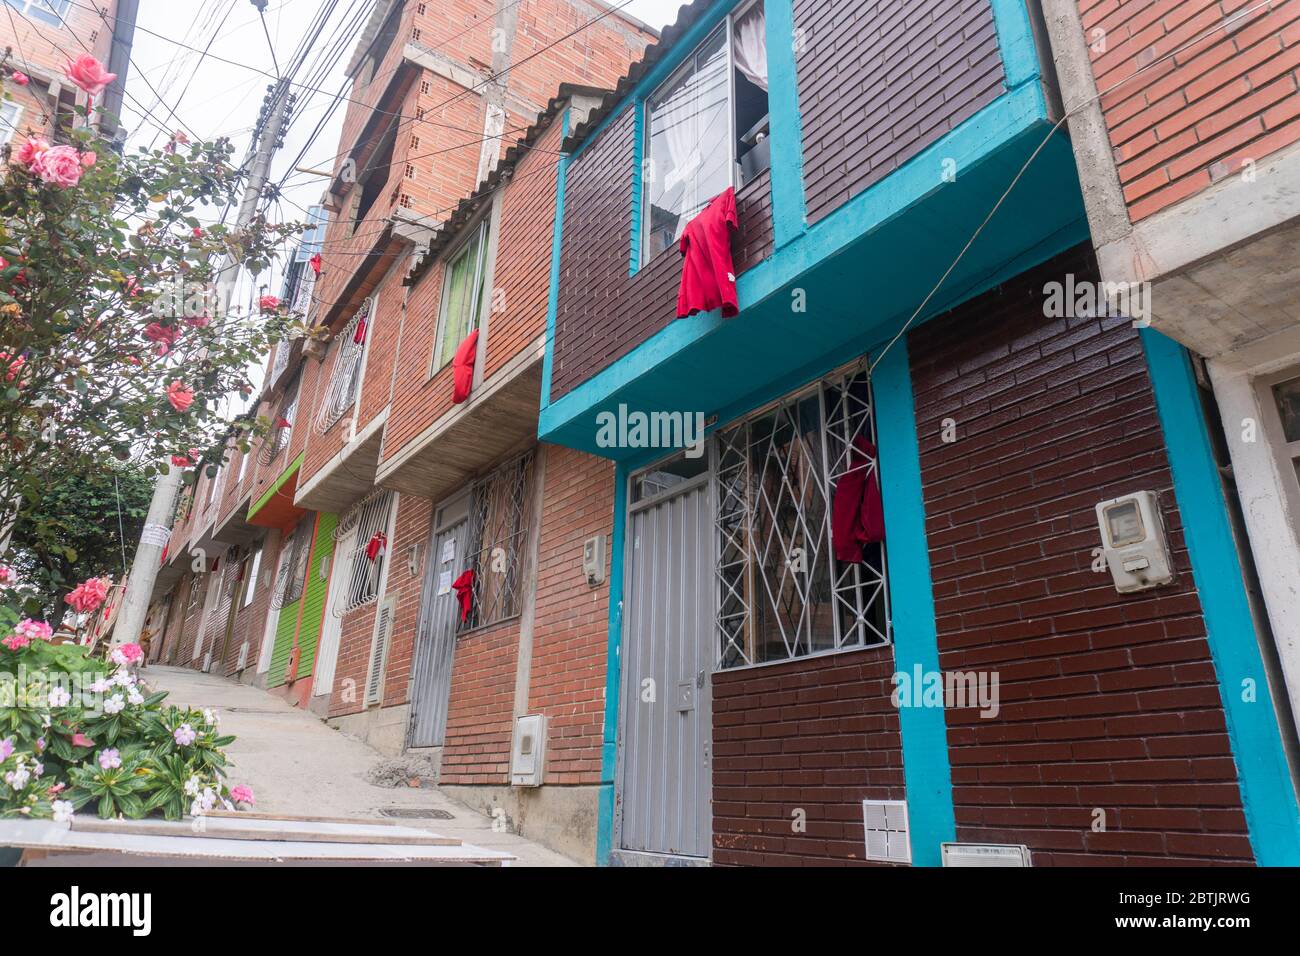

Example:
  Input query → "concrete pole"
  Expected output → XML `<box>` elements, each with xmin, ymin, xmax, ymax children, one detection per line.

<box><xmin>113</xmin><ymin>80</ymin><xmax>292</xmax><ymax>647</ymax></box>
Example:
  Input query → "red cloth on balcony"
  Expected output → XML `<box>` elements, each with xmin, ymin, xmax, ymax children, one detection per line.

<box><xmin>831</xmin><ymin>438</ymin><xmax>885</xmax><ymax>562</ymax></box>
<box><xmin>353</xmin><ymin>317</ymin><xmax>367</xmax><ymax>345</ymax></box>
<box><xmin>452</xmin><ymin>330</ymin><xmax>478</xmax><ymax>404</ymax></box>
<box><xmin>677</xmin><ymin>187</ymin><xmax>739</xmax><ymax>319</ymax></box>
<box><xmin>452</xmin><ymin>569</ymin><xmax>474</xmax><ymax>623</ymax></box>
<box><xmin>309</xmin><ymin>253</ymin><xmax>322</xmax><ymax>277</ymax></box>
<box><xmin>365</xmin><ymin>531</ymin><xmax>387</xmax><ymax>562</ymax></box>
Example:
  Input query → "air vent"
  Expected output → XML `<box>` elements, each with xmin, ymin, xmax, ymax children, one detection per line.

<box><xmin>861</xmin><ymin>799</ymin><xmax>911</xmax><ymax>863</ymax></box>
<box><xmin>941</xmin><ymin>843</ymin><xmax>1032</xmax><ymax>867</ymax></box>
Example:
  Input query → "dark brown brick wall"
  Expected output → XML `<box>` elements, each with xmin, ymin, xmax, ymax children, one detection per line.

<box><xmin>550</xmin><ymin>105</ymin><xmax>774</xmax><ymax>399</ymax></box>
<box><xmin>795</xmin><ymin>0</ymin><xmax>1006</xmax><ymax>224</ymax></box>
<box><xmin>908</xmin><ymin>243</ymin><xmax>1252</xmax><ymax>865</ymax></box>
<box><xmin>712</xmin><ymin>646</ymin><xmax>905</xmax><ymax>866</ymax></box>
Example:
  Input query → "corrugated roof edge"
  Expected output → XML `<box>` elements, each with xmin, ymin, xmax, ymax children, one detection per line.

<box><xmin>403</xmin><ymin>82</ymin><xmax>610</xmax><ymax>287</ymax></box>
<box><xmin>561</xmin><ymin>0</ymin><xmax>713</xmax><ymax>155</ymax></box>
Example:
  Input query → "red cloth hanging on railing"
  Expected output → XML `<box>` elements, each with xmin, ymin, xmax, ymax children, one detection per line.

<box><xmin>452</xmin><ymin>330</ymin><xmax>479</xmax><ymax>404</ymax></box>
<box><xmin>677</xmin><ymin>186</ymin><xmax>739</xmax><ymax>319</ymax></box>
<box><xmin>365</xmin><ymin>531</ymin><xmax>387</xmax><ymax>562</ymax></box>
<box><xmin>309</xmin><ymin>253</ymin><xmax>322</xmax><ymax>277</ymax></box>
<box><xmin>353</xmin><ymin>316</ymin><xmax>367</xmax><ymax>345</ymax></box>
<box><xmin>831</xmin><ymin>437</ymin><xmax>885</xmax><ymax>563</ymax></box>
<box><xmin>452</xmin><ymin>569</ymin><xmax>474</xmax><ymax>622</ymax></box>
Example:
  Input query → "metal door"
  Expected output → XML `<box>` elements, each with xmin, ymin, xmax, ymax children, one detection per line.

<box><xmin>617</xmin><ymin>464</ymin><xmax>714</xmax><ymax>858</ymax></box>
<box><xmin>408</xmin><ymin>495</ymin><xmax>470</xmax><ymax>748</ymax></box>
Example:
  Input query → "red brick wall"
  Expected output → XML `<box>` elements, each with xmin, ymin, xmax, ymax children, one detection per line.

<box><xmin>908</xmin><ymin>243</ymin><xmax>1252</xmax><ymax>864</ymax></box>
<box><xmin>218</xmin><ymin>533</ymin><xmax>283</xmax><ymax>677</ymax></box>
<box><xmin>712</xmin><ymin>647</ymin><xmax>906</xmax><ymax>866</ymax></box>
<box><xmin>1088</xmin><ymin>0</ymin><xmax>1300</xmax><ymax>220</ymax></box>
<box><xmin>528</xmin><ymin>445</ymin><xmax>615</xmax><ymax>784</ymax></box>
<box><xmin>439</xmin><ymin>620</ymin><xmax>520</xmax><ymax>784</ymax></box>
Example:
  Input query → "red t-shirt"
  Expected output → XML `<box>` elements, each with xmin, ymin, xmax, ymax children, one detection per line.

<box><xmin>677</xmin><ymin>187</ymin><xmax>739</xmax><ymax>319</ymax></box>
<box><xmin>452</xmin><ymin>330</ymin><xmax>478</xmax><ymax>404</ymax></box>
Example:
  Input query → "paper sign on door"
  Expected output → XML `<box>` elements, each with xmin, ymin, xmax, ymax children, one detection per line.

<box><xmin>440</xmin><ymin>539</ymin><xmax>456</xmax><ymax>564</ymax></box>
<box><xmin>437</xmin><ymin>569</ymin><xmax>453</xmax><ymax>595</ymax></box>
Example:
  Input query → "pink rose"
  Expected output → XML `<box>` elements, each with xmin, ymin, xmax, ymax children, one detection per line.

<box><xmin>14</xmin><ymin>619</ymin><xmax>52</xmax><ymax>642</ymax></box>
<box><xmin>80</xmin><ymin>151</ymin><xmax>96</xmax><ymax>168</ymax></box>
<box><xmin>11</xmin><ymin>71</ymin><xmax>28</xmax><ymax>87</ymax></box>
<box><xmin>64</xmin><ymin>55</ymin><xmax>117</xmax><ymax>98</ymax></box>
<box><xmin>143</xmin><ymin>322</ymin><xmax>181</xmax><ymax>355</ymax></box>
<box><xmin>230</xmin><ymin>785</ymin><xmax>254</xmax><ymax>806</ymax></box>
<box><xmin>171</xmin><ymin>453</ymin><xmax>193</xmax><ymax>467</ymax></box>
<box><xmin>166</xmin><ymin>380</ymin><xmax>195</xmax><ymax>412</ymax></box>
<box><xmin>1</xmin><ymin>635</ymin><xmax>29</xmax><ymax>651</ymax></box>
<box><xmin>31</xmin><ymin>145</ymin><xmax>85</xmax><ymax>188</ymax></box>
<box><xmin>15</xmin><ymin>136</ymin><xmax>49</xmax><ymax>169</ymax></box>
<box><xmin>110</xmin><ymin>643</ymin><xmax>143</xmax><ymax>666</ymax></box>
<box><xmin>183</xmin><ymin>314</ymin><xmax>210</xmax><ymax>328</ymax></box>
<box><xmin>192</xmin><ymin>227</ymin><xmax>203</xmax><ymax>238</ymax></box>
<box><xmin>65</xmin><ymin>577</ymin><xmax>109</xmax><ymax>614</ymax></box>
<box><xmin>258</xmin><ymin>295</ymin><xmax>280</xmax><ymax>311</ymax></box>
<box><xmin>0</xmin><ymin>565</ymin><xmax>12</xmax><ymax>584</ymax></box>
<box><xmin>71</xmin><ymin>733</ymin><xmax>94</xmax><ymax>748</ymax></box>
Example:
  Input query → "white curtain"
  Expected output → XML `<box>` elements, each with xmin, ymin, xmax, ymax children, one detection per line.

<box><xmin>733</xmin><ymin>5</ymin><xmax>768</xmax><ymax>91</ymax></box>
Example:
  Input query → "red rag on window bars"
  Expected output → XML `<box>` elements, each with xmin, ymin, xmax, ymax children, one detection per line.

<box><xmin>452</xmin><ymin>330</ymin><xmax>479</xmax><ymax>404</ymax></box>
<box><xmin>677</xmin><ymin>186</ymin><xmax>739</xmax><ymax>319</ymax></box>
<box><xmin>309</xmin><ymin>252</ymin><xmax>322</xmax><ymax>277</ymax></box>
<box><xmin>353</xmin><ymin>317</ymin><xmax>367</xmax><ymax>345</ymax></box>
<box><xmin>451</xmin><ymin>569</ymin><xmax>475</xmax><ymax>623</ymax></box>
<box><xmin>831</xmin><ymin>437</ymin><xmax>885</xmax><ymax>562</ymax></box>
<box><xmin>365</xmin><ymin>531</ymin><xmax>387</xmax><ymax>562</ymax></box>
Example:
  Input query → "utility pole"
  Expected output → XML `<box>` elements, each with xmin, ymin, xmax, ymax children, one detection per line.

<box><xmin>113</xmin><ymin>79</ymin><xmax>293</xmax><ymax>648</ymax></box>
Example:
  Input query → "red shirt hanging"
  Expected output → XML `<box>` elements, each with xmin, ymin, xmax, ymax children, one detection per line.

<box><xmin>831</xmin><ymin>438</ymin><xmax>885</xmax><ymax>562</ymax></box>
<box><xmin>452</xmin><ymin>330</ymin><xmax>478</xmax><ymax>404</ymax></box>
<box><xmin>365</xmin><ymin>531</ymin><xmax>387</xmax><ymax>562</ymax></box>
<box><xmin>451</xmin><ymin>569</ymin><xmax>475</xmax><ymax>623</ymax></box>
<box><xmin>309</xmin><ymin>253</ymin><xmax>322</xmax><ymax>277</ymax></box>
<box><xmin>677</xmin><ymin>187</ymin><xmax>739</xmax><ymax>320</ymax></box>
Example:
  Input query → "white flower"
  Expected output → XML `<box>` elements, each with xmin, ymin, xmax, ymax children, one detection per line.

<box><xmin>112</xmin><ymin>671</ymin><xmax>134</xmax><ymax>688</ymax></box>
<box><xmin>47</xmin><ymin>686</ymin><xmax>71</xmax><ymax>708</ymax></box>
<box><xmin>51</xmin><ymin>800</ymin><xmax>74</xmax><ymax>823</ymax></box>
<box><xmin>189</xmin><ymin>799</ymin><xmax>205</xmax><ymax>817</ymax></box>
<box><xmin>203</xmin><ymin>708</ymin><xmax>218</xmax><ymax>726</ymax></box>
<box><xmin>89</xmin><ymin>678</ymin><xmax>110</xmax><ymax>693</ymax></box>
<box><xmin>103</xmin><ymin>694</ymin><xmax>125</xmax><ymax>715</ymax></box>
<box><xmin>32</xmin><ymin>761</ymin><xmax>42</xmax><ymax>777</ymax></box>
<box><xmin>127</xmin><ymin>688</ymin><xmax>144</xmax><ymax>706</ymax></box>
<box><xmin>5</xmin><ymin>766</ymin><xmax>30</xmax><ymax>790</ymax></box>
<box><xmin>184</xmin><ymin>774</ymin><xmax>201</xmax><ymax>797</ymax></box>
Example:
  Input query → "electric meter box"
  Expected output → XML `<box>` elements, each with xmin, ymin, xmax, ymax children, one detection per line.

<box><xmin>1095</xmin><ymin>491</ymin><xmax>1174</xmax><ymax>593</ymax></box>
<box><xmin>583</xmin><ymin>534</ymin><xmax>606</xmax><ymax>586</ymax></box>
<box><xmin>511</xmin><ymin>714</ymin><xmax>546</xmax><ymax>787</ymax></box>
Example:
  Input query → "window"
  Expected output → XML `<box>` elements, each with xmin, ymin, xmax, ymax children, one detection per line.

<box><xmin>315</xmin><ymin>298</ymin><xmax>371</xmax><ymax>432</ymax></box>
<box><xmin>262</xmin><ymin>373</ymin><xmax>300</xmax><ymax>464</ymax></box>
<box><xmin>642</xmin><ymin>1</ymin><xmax>769</xmax><ymax>263</ymax></box>
<box><xmin>272</xmin><ymin>523</ymin><xmax>311</xmax><ymax>609</ymax></box>
<box><xmin>432</xmin><ymin>219</ymin><xmax>490</xmax><ymax>372</ymax></box>
<box><xmin>350</xmin><ymin>116</ymin><xmax>398</xmax><ymax>233</ymax></box>
<box><xmin>333</xmin><ymin>490</ymin><xmax>395</xmax><ymax>615</ymax></box>
<box><xmin>0</xmin><ymin>101</ymin><xmax>23</xmax><ymax>146</ymax></box>
<box><xmin>237</xmin><ymin>448</ymin><xmax>249</xmax><ymax>483</ymax></box>
<box><xmin>459</xmin><ymin>451</ymin><xmax>536</xmax><ymax>631</ymax></box>
<box><xmin>243</xmin><ymin>546</ymin><xmax>262</xmax><ymax>608</ymax></box>
<box><xmin>715</xmin><ymin>367</ymin><xmax>889</xmax><ymax>668</ymax></box>
<box><xmin>6</xmin><ymin>1</ymin><xmax>72</xmax><ymax>26</ymax></box>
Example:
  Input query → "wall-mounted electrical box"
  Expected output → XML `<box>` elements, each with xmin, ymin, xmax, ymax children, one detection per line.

<box><xmin>511</xmin><ymin>714</ymin><xmax>546</xmax><ymax>787</ymax></box>
<box><xmin>582</xmin><ymin>534</ymin><xmax>606</xmax><ymax>586</ymax></box>
<box><xmin>1095</xmin><ymin>491</ymin><xmax>1174</xmax><ymax>593</ymax></box>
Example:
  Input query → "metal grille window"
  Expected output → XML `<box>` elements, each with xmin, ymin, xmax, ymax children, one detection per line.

<box><xmin>333</xmin><ymin>489</ymin><xmax>395</xmax><ymax>615</ymax></box>
<box><xmin>459</xmin><ymin>451</ymin><xmax>535</xmax><ymax>631</ymax></box>
<box><xmin>269</xmin><ymin>338</ymin><xmax>291</xmax><ymax>387</ymax></box>
<box><xmin>315</xmin><ymin>298</ymin><xmax>371</xmax><ymax>433</ymax></box>
<box><xmin>261</xmin><ymin>377</ymin><xmax>299</xmax><ymax>465</ymax></box>
<box><xmin>715</xmin><ymin>368</ymin><xmax>889</xmax><ymax>668</ymax></box>
<box><xmin>271</xmin><ymin>524</ymin><xmax>311</xmax><ymax>610</ymax></box>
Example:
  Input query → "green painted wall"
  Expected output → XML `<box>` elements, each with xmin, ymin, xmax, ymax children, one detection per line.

<box><xmin>295</xmin><ymin>511</ymin><xmax>338</xmax><ymax>679</ymax></box>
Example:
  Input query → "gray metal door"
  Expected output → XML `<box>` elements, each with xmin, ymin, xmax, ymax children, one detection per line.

<box><xmin>408</xmin><ymin>496</ymin><xmax>470</xmax><ymax>748</ymax></box>
<box><xmin>617</xmin><ymin>469</ymin><xmax>714</xmax><ymax>858</ymax></box>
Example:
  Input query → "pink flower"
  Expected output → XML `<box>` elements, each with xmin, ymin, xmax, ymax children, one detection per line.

<box><xmin>0</xmin><ymin>565</ymin><xmax>13</xmax><ymax>585</ymax></box>
<box><xmin>0</xmin><ymin>738</ymin><xmax>12</xmax><ymax>761</ymax></box>
<box><xmin>1</xmin><ymin>635</ymin><xmax>29</xmax><ymax>651</ymax></box>
<box><xmin>192</xmin><ymin>227</ymin><xmax>203</xmax><ymax>238</ymax></box>
<box><xmin>14</xmin><ymin>136</ymin><xmax>49</xmax><ymax>169</ymax></box>
<box><xmin>14</xmin><ymin>619</ymin><xmax>52</xmax><ymax>642</ymax></box>
<box><xmin>65</xmin><ymin>577</ymin><xmax>109</xmax><ymax>614</ymax></box>
<box><xmin>31</xmin><ymin>144</ymin><xmax>86</xmax><ymax>188</ymax></box>
<box><xmin>230</xmin><ymin>785</ymin><xmax>254</xmax><ymax>806</ymax></box>
<box><xmin>64</xmin><ymin>55</ymin><xmax>117</xmax><ymax>98</ymax></box>
<box><xmin>11</xmin><ymin>71</ymin><xmax>29</xmax><ymax>87</ymax></box>
<box><xmin>80</xmin><ymin>151</ymin><xmax>96</xmax><ymax>168</ymax></box>
<box><xmin>71</xmin><ymin>733</ymin><xmax>94</xmax><ymax>748</ymax></box>
<box><xmin>171</xmin><ymin>453</ymin><xmax>192</xmax><ymax>467</ymax></box>
<box><xmin>173</xmin><ymin>724</ymin><xmax>197</xmax><ymax>747</ymax></box>
<box><xmin>98</xmin><ymin>749</ymin><xmax>121</xmax><ymax>770</ymax></box>
<box><xmin>258</xmin><ymin>295</ymin><xmax>280</xmax><ymax>311</ymax></box>
<box><xmin>166</xmin><ymin>380</ymin><xmax>195</xmax><ymax>413</ymax></box>
<box><xmin>183</xmin><ymin>314</ymin><xmax>211</xmax><ymax>328</ymax></box>
<box><xmin>110</xmin><ymin>643</ymin><xmax>143</xmax><ymax>666</ymax></box>
<box><xmin>143</xmin><ymin>322</ymin><xmax>181</xmax><ymax>355</ymax></box>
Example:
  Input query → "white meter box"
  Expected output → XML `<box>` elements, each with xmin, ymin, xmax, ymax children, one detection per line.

<box><xmin>1095</xmin><ymin>491</ymin><xmax>1175</xmax><ymax>593</ymax></box>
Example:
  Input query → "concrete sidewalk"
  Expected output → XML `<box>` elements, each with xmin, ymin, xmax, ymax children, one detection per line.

<box><xmin>143</xmin><ymin>666</ymin><xmax>577</xmax><ymax>866</ymax></box>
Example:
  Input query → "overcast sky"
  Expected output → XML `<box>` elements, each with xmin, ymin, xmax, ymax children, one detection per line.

<box><xmin>119</xmin><ymin>0</ymin><xmax>684</xmax><ymax>234</ymax></box>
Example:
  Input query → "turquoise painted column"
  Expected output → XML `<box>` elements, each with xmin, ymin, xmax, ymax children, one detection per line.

<box><xmin>872</xmin><ymin>339</ymin><xmax>957</xmax><ymax>866</ymax></box>
<box><xmin>764</xmin><ymin>0</ymin><xmax>807</xmax><ymax>247</ymax></box>
<box><xmin>596</xmin><ymin>463</ymin><xmax>629</xmax><ymax>865</ymax></box>
<box><xmin>1141</xmin><ymin>329</ymin><xmax>1300</xmax><ymax>865</ymax></box>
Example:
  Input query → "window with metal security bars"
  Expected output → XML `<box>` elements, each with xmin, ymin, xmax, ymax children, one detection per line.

<box><xmin>315</xmin><ymin>298</ymin><xmax>371</xmax><ymax>433</ymax></box>
<box><xmin>333</xmin><ymin>490</ymin><xmax>394</xmax><ymax>615</ymax></box>
<box><xmin>458</xmin><ymin>451</ymin><xmax>535</xmax><ymax>632</ymax></box>
<box><xmin>269</xmin><ymin>338</ymin><xmax>291</xmax><ymax>387</ymax></box>
<box><xmin>261</xmin><ymin>377</ymin><xmax>299</xmax><ymax>466</ymax></box>
<box><xmin>715</xmin><ymin>368</ymin><xmax>890</xmax><ymax>669</ymax></box>
<box><xmin>186</xmin><ymin>574</ymin><xmax>203</xmax><ymax>612</ymax></box>
<box><xmin>271</xmin><ymin>524</ymin><xmax>311</xmax><ymax>610</ymax></box>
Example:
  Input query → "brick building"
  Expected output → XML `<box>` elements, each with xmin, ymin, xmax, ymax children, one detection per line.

<box><xmin>0</xmin><ymin>0</ymin><xmax>135</xmax><ymax>144</ymax></box>
<box><xmin>141</xmin><ymin>0</ymin><xmax>1300</xmax><ymax>866</ymax></box>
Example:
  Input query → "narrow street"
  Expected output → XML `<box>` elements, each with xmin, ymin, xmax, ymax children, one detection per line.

<box><xmin>142</xmin><ymin>666</ymin><xmax>577</xmax><ymax>867</ymax></box>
